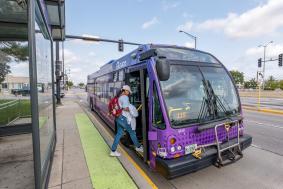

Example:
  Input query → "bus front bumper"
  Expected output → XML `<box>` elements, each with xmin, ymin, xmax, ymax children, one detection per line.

<box><xmin>155</xmin><ymin>134</ymin><xmax>252</xmax><ymax>179</ymax></box>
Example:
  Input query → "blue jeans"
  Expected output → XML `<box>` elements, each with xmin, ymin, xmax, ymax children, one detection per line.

<box><xmin>111</xmin><ymin>115</ymin><xmax>141</xmax><ymax>152</ymax></box>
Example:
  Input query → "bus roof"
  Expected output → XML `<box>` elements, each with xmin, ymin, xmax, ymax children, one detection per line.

<box><xmin>88</xmin><ymin>44</ymin><xmax>219</xmax><ymax>80</ymax></box>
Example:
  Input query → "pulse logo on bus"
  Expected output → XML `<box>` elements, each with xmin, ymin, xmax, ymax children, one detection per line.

<box><xmin>115</xmin><ymin>60</ymin><xmax>127</xmax><ymax>70</ymax></box>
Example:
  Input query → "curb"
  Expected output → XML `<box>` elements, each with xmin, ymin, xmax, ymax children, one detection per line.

<box><xmin>242</xmin><ymin>106</ymin><xmax>283</xmax><ymax>115</ymax></box>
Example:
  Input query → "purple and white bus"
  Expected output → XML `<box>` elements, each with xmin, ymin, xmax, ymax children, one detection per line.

<box><xmin>87</xmin><ymin>44</ymin><xmax>252</xmax><ymax>178</ymax></box>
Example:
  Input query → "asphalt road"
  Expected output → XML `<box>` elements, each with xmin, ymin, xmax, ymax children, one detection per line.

<box><xmin>244</xmin><ymin>109</ymin><xmax>283</xmax><ymax>156</ymax></box>
<box><xmin>71</xmin><ymin>89</ymin><xmax>283</xmax><ymax>189</ymax></box>
<box><xmin>241</xmin><ymin>96</ymin><xmax>283</xmax><ymax>110</ymax></box>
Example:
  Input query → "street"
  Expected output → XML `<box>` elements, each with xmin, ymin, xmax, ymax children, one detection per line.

<box><xmin>71</xmin><ymin>89</ymin><xmax>283</xmax><ymax>189</ymax></box>
<box><xmin>241</xmin><ymin>96</ymin><xmax>283</xmax><ymax>110</ymax></box>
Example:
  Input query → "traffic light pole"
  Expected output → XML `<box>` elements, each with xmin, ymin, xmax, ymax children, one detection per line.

<box><xmin>258</xmin><ymin>41</ymin><xmax>273</xmax><ymax>90</ymax></box>
<box><xmin>262</xmin><ymin>46</ymin><xmax>266</xmax><ymax>90</ymax></box>
<box><xmin>65</xmin><ymin>35</ymin><xmax>141</xmax><ymax>46</ymax></box>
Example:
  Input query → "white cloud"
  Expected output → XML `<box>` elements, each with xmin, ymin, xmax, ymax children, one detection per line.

<box><xmin>246</xmin><ymin>44</ymin><xmax>283</xmax><ymax>58</ymax></box>
<box><xmin>177</xmin><ymin>21</ymin><xmax>193</xmax><ymax>32</ymax></box>
<box><xmin>142</xmin><ymin>17</ymin><xmax>158</xmax><ymax>29</ymax></box>
<box><xmin>195</xmin><ymin>0</ymin><xmax>283</xmax><ymax>38</ymax></box>
<box><xmin>63</xmin><ymin>49</ymin><xmax>78</xmax><ymax>65</ymax></box>
<box><xmin>162</xmin><ymin>1</ymin><xmax>180</xmax><ymax>11</ymax></box>
<box><xmin>228</xmin><ymin>43</ymin><xmax>283</xmax><ymax>80</ymax></box>
<box><xmin>197</xmin><ymin>13</ymin><xmax>236</xmax><ymax>31</ymax></box>
<box><xmin>184</xmin><ymin>41</ymin><xmax>195</xmax><ymax>48</ymax></box>
<box><xmin>61</xmin><ymin>48</ymin><xmax>106</xmax><ymax>84</ymax></box>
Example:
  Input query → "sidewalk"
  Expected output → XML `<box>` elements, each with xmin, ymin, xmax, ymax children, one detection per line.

<box><xmin>48</xmin><ymin>100</ymin><xmax>92</xmax><ymax>189</ymax></box>
<box><xmin>47</xmin><ymin>98</ymin><xmax>144</xmax><ymax>189</ymax></box>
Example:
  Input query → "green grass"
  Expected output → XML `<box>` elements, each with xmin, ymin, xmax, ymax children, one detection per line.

<box><xmin>0</xmin><ymin>99</ymin><xmax>31</xmax><ymax>125</ymax></box>
<box><xmin>75</xmin><ymin>113</ymin><xmax>137</xmax><ymax>189</ymax></box>
<box><xmin>0</xmin><ymin>99</ymin><xmax>14</xmax><ymax>104</ymax></box>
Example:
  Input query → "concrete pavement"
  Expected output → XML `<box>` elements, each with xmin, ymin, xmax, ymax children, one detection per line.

<box><xmin>48</xmin><ymin>100</ymin><xmax>93</xmax><ymax>189</ymax></box>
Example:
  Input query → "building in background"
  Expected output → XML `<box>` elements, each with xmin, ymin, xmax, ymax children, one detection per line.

<box><xmin>1</xmin><ymin>75</ymin><xmax>29</xmax><ymax>92</ymax></box>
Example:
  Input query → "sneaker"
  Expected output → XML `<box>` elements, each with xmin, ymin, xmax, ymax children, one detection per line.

<box><xmin>135</xmin><ymin>145</ymin><xmax>144</xmax><ymax>153</ymax></box>
<box><xmin>110</xmin><ymin>151</ymin><xmax>121</xmax><ymax>157</ymax></box>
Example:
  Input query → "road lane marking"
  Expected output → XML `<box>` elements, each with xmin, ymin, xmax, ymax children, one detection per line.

<box><xmin>245</xmin><ymin>120</ymin><xmax>283</xmax><ymax>129</ymax></box>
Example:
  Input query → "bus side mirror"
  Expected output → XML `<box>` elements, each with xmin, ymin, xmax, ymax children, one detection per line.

<box><xmin>156</xmin><ymin>58</ymin><xmax>170</xmax><ymax>81</ymax></box>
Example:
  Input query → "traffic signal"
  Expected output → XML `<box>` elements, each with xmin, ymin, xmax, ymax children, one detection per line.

<box><xmin>258</xmin><ymin>58</ymin><xmax>262</xmax><ymax>68</ymax></box>
<box><xmin>118</xmin><ymin>39</ymin><xmax>124</xmax><ymax>52</ymax></box>
<box><xmin>279</xmin><ymin>54</ymin><xmax>282</xmax><ymax>67</ymax></box>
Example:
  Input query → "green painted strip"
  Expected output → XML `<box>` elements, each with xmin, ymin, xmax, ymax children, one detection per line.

<box><xmin>75</xmin><ymin>113</ymin><xmax>137</xmax><ymax>189</ymax></box>
<box><xmin>39</xmin><ymin>116</ymin><xmax>47</xmax><ymax>128</ymax></box>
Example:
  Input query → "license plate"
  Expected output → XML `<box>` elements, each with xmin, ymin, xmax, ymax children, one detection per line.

<box><xmin>185</xmin><ymin>144</ymin><xmax>197</xmax><ymax>155</ymax></box>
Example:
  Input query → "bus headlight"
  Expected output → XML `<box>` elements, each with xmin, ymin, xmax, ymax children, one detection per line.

<box><xmin>170</xmin><ymin>146</ymin><xmax>175</xmax><ymax>153</ymax></box>
<box><xmin>177</xmin><ymin>145</ymin><xmax>182</xmax><ymax>151</ymax></box>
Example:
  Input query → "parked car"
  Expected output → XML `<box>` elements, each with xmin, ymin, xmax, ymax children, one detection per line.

<box><xmin>11</xmin><ymin>88</ymin><xmax>30</xmax><ymax>96</ymax></box>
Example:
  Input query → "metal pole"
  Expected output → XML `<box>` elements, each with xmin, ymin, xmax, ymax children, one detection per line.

<box><xmin>28</xmin><ymin>0</ymin><xmax>41</xmax><ymax>188</ymax></box>
<box><xmin>55</xmin><ymin>41</ymin><xmax>61</xmax><ymax>104</ymax></box>
<box><xmin>179</xmin><ymin>30</ymin><xmax>197</xmax><ymax>49</ymax></box>
<box><xmin>65</xmin><ymin>34</ymin><xmax>142</xmax><ymax>46</ymax></box>
<box><xmin>51</xmin><ymin>41</ymin><xmax>56</xmax><ymax>132</ymax></box>
<box><xmin>258</xmin><ymin>83</ymin><xmax>261</xmax><ymax>109</ymax></box>
<box><xmin>62</xmin><ymin>42</ymin><xmax>65</xmax><ymax>90</ymax></box>
<box><xmin>262</xmin><ymin>46</ymin><xmax>266</xmax><ymax>90</ymax></box>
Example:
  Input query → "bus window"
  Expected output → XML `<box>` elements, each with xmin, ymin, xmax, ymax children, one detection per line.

<box><xmin>153</xmin><ymin>83</ymin><xmax>165</xmax><ymax>129</ymax></box>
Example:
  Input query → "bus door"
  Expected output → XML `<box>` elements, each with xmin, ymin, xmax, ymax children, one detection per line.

<box><xmin>126</xmin><ymin>68</ymin><xmax>149</xmax><ymax>162</ymax></box>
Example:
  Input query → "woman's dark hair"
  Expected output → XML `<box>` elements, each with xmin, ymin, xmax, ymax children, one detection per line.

<box><xmin>115</xmin><ymin>89</ymin><xmax>123</xmax><ymax>98</ymax></box>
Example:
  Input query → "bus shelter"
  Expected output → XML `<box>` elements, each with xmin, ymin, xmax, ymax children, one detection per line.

<box><xmin>0</xmin><ymin>0</ymin><xmax>65</xmax><ymax>188</ymax></box>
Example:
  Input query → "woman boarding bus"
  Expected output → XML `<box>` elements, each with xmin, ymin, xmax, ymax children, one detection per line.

<box><xmin>87</xmin><ymin>44</ymin><xmax>252</xmax><ymax>178</ymax></box>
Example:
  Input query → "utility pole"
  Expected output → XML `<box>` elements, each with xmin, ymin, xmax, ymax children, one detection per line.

<box><xmin>179</xmin><ymin>30</ymin><xmax>197</xmax><ymax>49</ymax></box>
<box><xmin>258</xmin><ymin>41</ymin><xmax>273</xmax><ymax>90</ymax></box>
<box><xmin>55</xmin><ymin>41</ymin><xmax>62</xmax><ymax>104</ymax></box>
<box><xmin>62</xmin><ymin>42</ymin><xmax>65</xmax><ymax>90</ymax></box>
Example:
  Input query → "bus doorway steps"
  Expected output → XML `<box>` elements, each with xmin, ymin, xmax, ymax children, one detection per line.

<box><xmin>214</xmin><ymin>121</ymin><xmax>243</xmax><ymax>167</ymax></box>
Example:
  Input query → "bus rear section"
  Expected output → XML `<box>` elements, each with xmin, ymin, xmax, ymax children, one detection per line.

<box><xmin>144</xmin><ymin>47</ymin><xmax>252</xmax><ymax>179</ymax></box>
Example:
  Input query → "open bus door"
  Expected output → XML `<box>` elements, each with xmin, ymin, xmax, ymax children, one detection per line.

<box><xmin>125</xmin><ymin>68</ymin><xmax>149</xmax><ymax>162</ymax></box>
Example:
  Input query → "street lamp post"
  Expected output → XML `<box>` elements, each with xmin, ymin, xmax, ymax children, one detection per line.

<box><xmin>258</xmin><ymin>41</ymin><xmax>273</xmax><ymax>90</ymax></box>
<box><xmin>179</xmin><ymin>30</ymin><xmax>197</xmax><ymax>49</ymax></box>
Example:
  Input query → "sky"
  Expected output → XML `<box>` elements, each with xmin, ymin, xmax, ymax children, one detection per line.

<box><xmin>63</xmin><ymin>0</ymin><xmax>283</xmax><ymax>84</ymax></box>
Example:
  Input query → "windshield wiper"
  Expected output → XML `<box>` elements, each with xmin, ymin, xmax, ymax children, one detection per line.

<box><xmin>198</xmin><ymin>97</ymin><xmax>212</xmax><ymax>122</ymax></box>
<box><xmin>205</xmin><ymin>80</ymin><xmax>234</xmax><ymax>119</ymax></box>
<box><xmin>202</xmin><ymin>80</ymin><xmax>217</xmax><ymax>118</ymax></box>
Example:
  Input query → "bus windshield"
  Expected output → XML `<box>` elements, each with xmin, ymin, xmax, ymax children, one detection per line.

<box><xmin>156</xmin><ymin>47</ymin><xmax>219</xmax><ymax>63</ymax></box>
<box><xmin>160</xmin><ymin>64</ymin><xmax>240</xmax><ymax>127</ymax></box>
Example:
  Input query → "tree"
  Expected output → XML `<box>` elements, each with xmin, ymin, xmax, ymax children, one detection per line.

<box><xmin>0</xmin><ymin>42</ymin><xmax>28</xmax><ymax>83</ymax></box>
<box><xmin>244</xmin><ymin>78</ymin><xmax>257</xmax><ymax>89</ymax></box>
<box><xmin>0</xmin><ymin>51</ymin><xmax>11</xmax><ymax>83</ymax></box>
<box><xmin>264</xmin><ymin>76</ymin><xmax>279</xmax><ymax>90</ymax></box>
<box><xmin>230</xmin><ymin>70</ymin><xmax>244</xmax><ymax>85</ymax></box>
<box><xmin>1</xmin><ymin>42</ymin><xmax>29</xmax><ymax>62</ymax></box>
<box><xmin>66</xmin><ymin>81</ymin><xmax>74</xmax><ymax>88</ymax></box>
<box><xmin>279</xmin><ymin>80</ymin><xmax>283</xmax><ymax>90</ymax></box>
<box><xmin>78</xmin><ymin>83</ymin><xmax>85</xmax><ymax>88</ymax></box>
